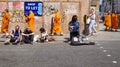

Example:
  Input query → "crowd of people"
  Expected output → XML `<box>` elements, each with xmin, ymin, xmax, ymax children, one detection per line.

<box><xmin>1</xmin><ymin>9</ymin><xmax>64</xmax><ymax>45</ymax></box>
<box><xmin>1</xmin><ymin>8</ymin><xmax>98</xmax><ymax>45</ymax></box>
<box><xmin>4</xmin><ymin>25</ymin><xmax>34</xmax><ymax>45</ymax></box>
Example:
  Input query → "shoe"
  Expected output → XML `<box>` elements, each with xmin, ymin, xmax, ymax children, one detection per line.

<box><xmin>60</xmin><ymin>34</ymin><xmax>63</xmax><ymax>36</ymax></box>
<box><xmin>20</xmin><ymin>42</ymin><xmax>24</xmax><ymax>45</ymax></box>
<box><xmin>93</xmin><ymin>33</ymin><xmax>96</xmax><ymax>36</ymax></box>
<box><xmin>115</xmin><ymin>30</ymin><xmax>118</xmax><ymax>32</ymax></box>
<box><xmin>30</xmin><ymin>42</ymin><xmax>33</xmax><ymax>45</ymax></box>
<box><xmin>12</xmin><ymin>42</ymin><xmax>17</xmax><ymax>45</ymax></box>
<box><xmin>12</xmin><ymin>41</ymin><xmax>20</xmax><ymax>45</ymax></box>
<box><xmin>4</xmin><ymin>42</ymin><xmax>10</xmax><ymax>45</ymax></box>
<box><xmin>6</xmin><ymin>33</ymin><xmax>9</xmax><ymax>36</ymax></box>
<box><xmin>50</xmin><ymin>34</ymin><xmax>54</xmax><ymax>36</ymax></box>
<box><xmin>1</xmin><ymin>35</ymin><xmax>6</xmax><ymax>38</ymax></box>
<box><xmin>45</xmin><ymin>39</ymin><xmax>48</xmax><ymax>42</ymax></box>
<box><xmin>105</xmin><ymin>28</ymin><xmax>107</xmax><ymax>31</ymax></box>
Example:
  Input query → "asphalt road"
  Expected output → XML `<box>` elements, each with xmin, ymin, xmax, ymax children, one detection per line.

<box><xmin>0</xmin><ymin>40</ymin><xmax>120</xmax><ymax>67</ymax></box>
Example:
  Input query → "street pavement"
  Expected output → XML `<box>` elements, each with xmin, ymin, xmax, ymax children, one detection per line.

<box><xmin>0</xmin><ymin>23</ymin><xmax>120</xmax><ymax>67</ymax></box>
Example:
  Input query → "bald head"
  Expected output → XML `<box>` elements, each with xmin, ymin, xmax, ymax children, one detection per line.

<box><xmin>5</xmin><ymin>9</ymin><xmax>9</xmax><ymax>12</ymax></box>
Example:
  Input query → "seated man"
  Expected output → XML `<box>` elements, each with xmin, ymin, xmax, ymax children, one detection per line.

<box><xmin>68</xmin><ymin>15</ymin><xmax>80</xmax><ymax>41</ymax></box>
<box><xmin>22</xmin><ymin>27</ymin><xmax>34</xmax><ymax>44</ymax></box>
<box><xmin>40</xmin><ymin>27</ymin><xmax>48</xmax><ymax>42</ymax></box>
<box><xmin>4</xmin><ymin>25</ymin><xmax>22</xmax><ymax>45</ymax></box>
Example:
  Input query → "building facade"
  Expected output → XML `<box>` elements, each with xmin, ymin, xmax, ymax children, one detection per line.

<box><xmin>91</xmin><ymin>0</ymin><xmax>100</xmax><ymax>12</ymax></box>
<box><xmin>113</xmin><ymin>0</ymin><xmax>120</xmax><ymax>13</ymax></box>
<box><xmin>101</xmin><ymin>0</ymin><xmax>120</xmax><ymax>13</ymax></box>
<box><xmin>0</xmin><ymin>0</ymin><xmax>91</xmax><ymax>34</ymax></box>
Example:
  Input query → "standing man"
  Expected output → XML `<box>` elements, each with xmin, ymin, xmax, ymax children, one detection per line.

<box><xmin>51</xmin><ymin>9</ymin><xmax>63</xmax><ymax>36</ymax></box>
<box><xmin>1</xmin><ymin>9</ymin><xmax>10</xmax><ymax>33</ymax></box>
<box><xmin>111</xmin><ymin>11</ymin><xmax>119</xmax><ymax>31</ymax></box>
<box><xmin>27</xmin><ymin>10</ymin><xmax>34</xmax><ymax>32</ymax></box>
<box><xmin>104</xmin><ymin>11</ymin><xmax>111</xmax><ymax>31</ymax></box>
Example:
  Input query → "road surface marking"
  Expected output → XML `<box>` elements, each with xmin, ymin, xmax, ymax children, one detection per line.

<box><xmin>100</xmin><ymin>47</ymin><xmax>103</xmax><ymax>48</ymax></box>
<box><xmin>107</xmin><ymin>54</ymin><xmax>111</xmax><ymax>57</ymax></box>
<box><xmin>103</xmin><ymin>50</ymin><xmax>107</xmax><ymax>52</ymax></box>
<box><xmin>112</xmin><ymin>61</ymin><xmax>117</xmax><ymax>64</ymax></box>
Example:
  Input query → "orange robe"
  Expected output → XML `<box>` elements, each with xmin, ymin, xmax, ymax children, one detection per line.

<box><xmin>104</xmin><ymin>14</ymin><xmax>111</xmax><ymax>28</ymax></box>
<box><xmin>27</xmin><ymin>12</ymin><xmax>34</xmax><ymax>32</ymax></box>
<box><xmin>1</xmin><ymin>12</ymin><xmax>10</xmax><ymax>33</ymax></box>
<box><xmin>111</xmin><ymin>13</ymin><xmax>119</xmax><ymax>29</ymax></box>
<box><xmin>52</xmin><ymin>12</ymin><xmax>62</xmax><ymax>33</ymax></box>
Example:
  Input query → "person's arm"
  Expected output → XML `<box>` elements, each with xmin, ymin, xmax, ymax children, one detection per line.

<box><xmin>22</xmin><ymin>30</ymin><xmax>29</xmax><ymax>36</ymax></box>
<box><xmin>28</xmin><ymin>32</ymin><xmax>34</xmax><ymax>36</ymax></box>
<box><xmin>22</xmin><ymin>33</ymin><xmax>27</xmax><ymax>36</ymax></box>
<box><xmin>41</xmin><ymin>32</ymin><xmax>45</xmax><ymax>38</ymax></box>
<box><xmin>10</xmin><ymin>30</ymin><xmax>14</xmax><ymax>37</ymax></box>
<box><xmin>72</xmin><ymin>21</ymin><xmax>80</xmax><ymax>30</ymax></box>
<box><xmin>19</xmin><ymin>30</ymin><xmax>23</xmax><ymax>41</ymax></box>
<box><xmin>25</xmin><ymin>16</ymin><xmax>29</xmax><ymax>22</ymax></box>
<box><xmin>90</xmin><ymin>14</ymin><xmax>95</xmax><ymax>20</ymax></box>
<box><xmin>45</xmin><ymin>31</ymin><xmax>48</xmax><ymax>36</ymax></box>
<box><xmin>28</xmin><ymin>31</ymin><xmax>34</xmax><ymax>36</ymax></box>
<box><xmin>68</xmin><ymin>21</ymin><xmax>73</xmax><ymax>31</ymax></box>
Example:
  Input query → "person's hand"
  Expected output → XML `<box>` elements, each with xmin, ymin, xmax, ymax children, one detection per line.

<box><xmin>69</xmin><ymin>26</ymin><xmax>73</xmax><ymax>29</ymax></box>
<box><xmin>41</xmin><ymin>36</ymin><xmax>45</xmax><ymax>39</ymax></box>
<box><xmin>25</xmin><ymin>34</ymin><xmax>29</xmax><ymax>36</ymax></box>
<box><xmin>68</xmin><ymin>26</ymin><xmax>73</xmax><ymax>31</ymax></box>
<box><xmin>90</xmin><ymin>18</ymin><xmax>94</xmax><ymax>20</ymax></box>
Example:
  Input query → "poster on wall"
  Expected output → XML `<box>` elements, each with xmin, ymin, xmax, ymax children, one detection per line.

<box><xmin>9</xmin><ymin>2</ymin><xmax>21</xmax><ymax>11</ymax></box>
<box><xmin>8</xmin><ymin>2</ymin><xmax>24</xmax><ymax>23</ymax></box>
<box><xmin>0</xmin><ymin>2</ymin><xmax>7</xmax><ymax>11</ymax></box>
<box><xmin>24</xmin><ymin>2</ymin><xmax>43</xmax><ymax>16</ymax></box>
<box><xmin>13</xmin><ymin>2</ymin><xmax>20</xmax><ymax>9</ymax></box>
<box><xmin>43</xmin><ymin>2</ymin><xmax>60</xmax><ymax>16</ymax></box>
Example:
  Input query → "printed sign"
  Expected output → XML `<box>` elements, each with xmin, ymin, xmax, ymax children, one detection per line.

<box><xmin>24</xmin><ymin>2</ymin><xmax>43</xmax><ymax>16</ymax></box>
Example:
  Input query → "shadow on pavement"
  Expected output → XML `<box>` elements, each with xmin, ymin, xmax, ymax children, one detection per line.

<box><xmin>64</xmin><ymin>37</ymin><xmax>95</xmax><ymax>46</ymax></box>
<box><xmin>64</xmin><ymin>37</ymin><xmax>70</xmax><ymax>43</ymax></box>
<box><xmin>69</xmin><ymin>42</ymin><xmax>95</xmax><ymax>46</ymax></box>
<box><xmin>99</xmin><ymin>30</ymin><xmax>120</xmax><ymax>32</ymax></box>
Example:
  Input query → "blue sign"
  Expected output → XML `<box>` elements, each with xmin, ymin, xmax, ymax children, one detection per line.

<box><xmin>24</xmin><ymin>2</ymin><xmax>43</xmax><ymax>16</ymax></box>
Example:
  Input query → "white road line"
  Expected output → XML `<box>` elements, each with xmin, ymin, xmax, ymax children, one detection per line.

<box><xmin>112</xmin><ymin>61</ymin><xmax>117</xmax><ymax>64</ymax></box>
<box><xmin>107</xmin><ymin>54</ymin><xmax>111</xmax><ymax>57</ymax></box>
<box><xmin>103</xmin><ymin>50</ymin><xmax>107</xmax><ymax>52</ymax></box>
<box><xmin>97</xmin><ymin>44</ymin><xmax>118</xmax><ymax>64</ymax></box>
<box><xmin>100</xmin><ymin>47</ymin><xmax>103</xmax><ymax>48</ymax></box>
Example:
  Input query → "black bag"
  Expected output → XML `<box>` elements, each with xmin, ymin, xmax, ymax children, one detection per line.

<box><xmin>10</xmin><ymin>37</ymin><xmax>16</xmax><ymax>42</ymax></box>
<box><xmin>23</xmin><ymin>36</ymin><xmax>32</xmax><ymax>43</ymax></box>
<box><xmin>40</xmin><ymin>37</ymin><xmax>45</xmax><ymax>42</ymax></box>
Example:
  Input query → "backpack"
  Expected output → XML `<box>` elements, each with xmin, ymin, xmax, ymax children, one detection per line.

<box><xmin>70</xmin><ymin>37</ymin><xmax>80</xmax><ymax>45</ymax></box>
